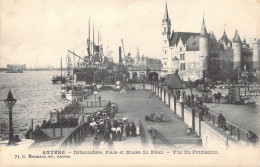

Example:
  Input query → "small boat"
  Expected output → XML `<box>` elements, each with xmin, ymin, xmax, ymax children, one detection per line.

<box><xmin>52</xmin><ymin>57</ymin><xmax>66</xmax><ymax>84</ymax></box>
<box><xmin>52</xmin><ymin>76</ymin><xmax>66</xmax><ymax>84</ymax></box>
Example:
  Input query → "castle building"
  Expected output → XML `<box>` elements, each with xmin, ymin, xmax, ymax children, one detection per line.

<box><xmin>161</xmin><ymin>2</ymin><xmax>260</xmax><ymax>81</ymax></box>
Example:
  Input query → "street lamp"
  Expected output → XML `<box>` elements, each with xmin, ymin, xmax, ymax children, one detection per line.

<box><xmin>93</xmin><ymin>90</ymin><xmax>98</xmax><ymax>106</ymax></box>
<box><xmin>3</xmin><ymin>90</ymin><xmax>17</xmax><ymax>145</ymax></box>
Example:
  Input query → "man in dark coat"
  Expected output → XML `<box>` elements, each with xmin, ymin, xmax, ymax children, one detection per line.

<box><xmin>113</xmin><ymin>118</ymin><xmax>119</xmax><ymax>128</ymax></box>
<box><xmin>98</xmin><ymin>96</ymin><xmax>101</xmax><ymax>106</ymax></box>
<box><xmin>130</xmin><ymin>122</ymin><xmax>136</xmax><ymax>137</ymax></box>
<box><xmin>103</xmin><ymin>130</ymin><xmax>110</xmax><ymax>142</ymax></box>
<box><xmin>125</xmin><ymin>123</ymin><xmax>130</xmax><ymax>137</ymax></box>
<box><xmin>217</xmin><ymin>92</ymin><xmax>222</xmax><ymax>104</ymax></box>
<box><xmin>107</xmin><ymin>101</ymin><xmax>111</xmax><ymax>109</ymax></box>
<box><xmin>120</xmin><ymin>124</ymin><xmax>124</xmax><ymax>139</ymax></box>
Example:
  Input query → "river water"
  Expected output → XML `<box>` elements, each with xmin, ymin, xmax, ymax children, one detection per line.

<box><xmin>0</xmin><ymin>71</ymin><xmax>70</xmax><ymax>140</ymax></box>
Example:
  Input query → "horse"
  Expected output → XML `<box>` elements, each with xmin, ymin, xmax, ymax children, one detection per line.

<box><xmin>214</xmin><ymin>92</ymin><xmax>222</xmax><ymax>104</ymax></box>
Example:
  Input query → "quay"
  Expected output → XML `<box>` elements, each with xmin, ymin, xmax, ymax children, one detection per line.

<box><xmin>26</xmin><ymin>83</ymin><xmax>259</xmax><ymax>149</ymax></box>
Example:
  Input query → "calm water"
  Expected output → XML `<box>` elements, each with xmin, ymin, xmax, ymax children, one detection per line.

<box><xmin>0</xmin><ymin>71</ymin><xmax>70</xmax><ymax>140</ymax></box>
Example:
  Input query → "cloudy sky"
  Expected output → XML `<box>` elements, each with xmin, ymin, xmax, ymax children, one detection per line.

<box><xmin>1</xmin><ymin>0</ymin><xmax>260</xmax><ymax>68</ymax></box>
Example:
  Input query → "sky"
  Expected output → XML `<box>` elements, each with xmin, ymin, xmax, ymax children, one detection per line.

<box><xmin>1</xmin><ymin>0</ymin><xmax>260</xmax><ymax>68</ymax></box>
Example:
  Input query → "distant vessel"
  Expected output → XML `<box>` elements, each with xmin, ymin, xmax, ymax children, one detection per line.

<box><xmin>6</xmin><ymin>64</ymin><xmax>26</xmax><ymax>73</ymax></box>
<box><xmin>52</xmin><ymin>58</ymin><xmax>66</xmax><ymax>84</ymax></box>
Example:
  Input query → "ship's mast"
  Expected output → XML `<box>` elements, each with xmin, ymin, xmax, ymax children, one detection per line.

<box><xmin>93</xmin><ymin>22</ymin><xmax>95</xmax><ymax>65</ymax></box>
<box><xmin>61</xmin><ymin>57</ymin><xmax>62</xmax><ymax>77</ymax></box>
<box><xmin>88</xmin><ymin>18</ymin><xmax>91</xmax><ymax>57</ymax></box>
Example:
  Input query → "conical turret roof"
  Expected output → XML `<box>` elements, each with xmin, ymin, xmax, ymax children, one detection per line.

<box><xmin>221</xmin><ymin>30</ymin><xmax>229</xmax><ymax>45</ymax></box>
<box><xmin>233</xmin><ymin>29</ymin><xmax>242</xmax><ymax>43</ymax></box>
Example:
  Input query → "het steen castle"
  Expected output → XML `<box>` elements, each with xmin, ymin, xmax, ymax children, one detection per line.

<box><xmin>160</xmin><ymin>2</ymin><xmax>260</xmax><ymax>81</ymax></box>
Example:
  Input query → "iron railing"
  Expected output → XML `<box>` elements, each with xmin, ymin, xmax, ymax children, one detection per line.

<box><xmin>81</xmin><ymin>100</ymin><xmax>108</xmax><ymax>108</ymax></box>
<box><xmin>152</xmin><ymin>83</ymin><xmax>258</xmax><ymax>145</ymax></box>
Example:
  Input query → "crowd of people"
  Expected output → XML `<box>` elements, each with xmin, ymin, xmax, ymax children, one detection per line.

<box><xmin>87</xmin><ymin>101</ymin><xmax>138</xmax><ymax>148</ymax></box>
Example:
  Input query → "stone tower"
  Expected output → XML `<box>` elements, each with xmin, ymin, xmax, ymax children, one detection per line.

<box><xmin>162</xmin><ymin>1</ymin><xmax>171</xmax><ymax>71</ymax></box>
<box><xmin>199</xmin><ymin>15</ymin><xmax>209</xmax><ymax>79</ymax></box>
<box><xmin>252</xmin><ymin>38</ymin><xmax>260</xmax><ymax>70</ymax></box>
<box><xmin>232</xmin><ymin>29</ymin><xmax>242</xmax><ymax>70</ymax></box>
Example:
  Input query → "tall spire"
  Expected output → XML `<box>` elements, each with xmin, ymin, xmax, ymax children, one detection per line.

<box><xmin>164</xmin><ymin>1</ymin><xmax>169</xmax><ymax>21</ymax></box>
<box><xmin>201</xmin><ymin>13</ymin><xmax>207</xmax><ymax>36</ymax></box>
<box><xmin>202</xmin><ymin>13</ymin><xmax>205</xmax><ymax>28</ymax></box>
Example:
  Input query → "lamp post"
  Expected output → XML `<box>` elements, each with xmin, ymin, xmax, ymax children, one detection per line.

<box><xmin>93</xmin><ymin>90</ymin><xmax>98</xmax><ymax>106</ymax></box>
<box><xmin>3</xmin><ymin>90</ymin><xmax>17</xmax><ymax>145</ymax></box>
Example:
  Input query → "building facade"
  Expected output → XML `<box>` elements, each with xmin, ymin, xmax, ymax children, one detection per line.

<box><xmin>126</xmin><ymin>47</ymin><xmax>162</xmax><ymax>81</ymax></box>
<box><xmin>161</xmin><ymin>2</ymin><xmax>260</xmax><ymax>81</ymax></box>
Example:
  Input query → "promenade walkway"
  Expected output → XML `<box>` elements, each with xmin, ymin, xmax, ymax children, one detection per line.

<box><xmin>81</xmin><ymin>89</ymin><xmax>201</xmax><ymax>149</ymax></box>
<box><xmin>184</xmin><ymin>88</ymin><xmax>260</xmax><ymax>137</ymax></box>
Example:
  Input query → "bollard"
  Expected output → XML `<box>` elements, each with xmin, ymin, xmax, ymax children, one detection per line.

<box><xmin>60</xmin><ymin>123</ymin><xmax>63</xmax><ymax>137</ymax></box>
<box><xmin>198</xmin><ymin>112</ymin><xmax>203</xmax><ymax>137</ymax></box>
<box><xmin>192</xmin><ymin>108</ymin><xmax>195</xmax><ymax>133</ymax></box>
<box><xmin>174</xmin><ymin>96</ymin><xmax>176</xmax><ymax>114</ymax></box>
<box><xmin>31</xmin><ymin>119</ymin><xmax>34</xmax><ymax>139</ymax></box>
<box><xmin>181</xmin><ymin>102</ymin><xmax>184</xmax><ymax>121</ymax></box>
<box><xmin>53</xmin><ymin>127</ymin><xmax>55</xmax><ymax>138</ymax></box>
<box><xmin>164</xmin><ymin>91</ymin><xmax>166</xmax><ymax>103</ymax></box>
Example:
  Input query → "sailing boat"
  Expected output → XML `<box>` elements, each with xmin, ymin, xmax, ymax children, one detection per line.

<box><xmin>52</xmin><ymin>58</ymin><xmax>66</xmax><ymax>84</ymax></box>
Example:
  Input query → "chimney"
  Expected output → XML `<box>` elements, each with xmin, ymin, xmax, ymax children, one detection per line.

<box><xmin>119</xmin><ymin>47</ymin><xmax>122</xmax><ymax>63</ymax></box>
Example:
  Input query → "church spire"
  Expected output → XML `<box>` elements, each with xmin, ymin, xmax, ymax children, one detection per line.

<box><xmin>202</xmin><ymin>14</ymin><xmax>205</xmax><ymax>28</ymax></box>
<box><xmin>164</xmin><ymin>1</ymin><xmax>169</xmax><ymax>21</ymax></box>
<box><xmin>201</xmin><ymin>14</ymin><xmax>207</xmax><ymax>36</ymax></box>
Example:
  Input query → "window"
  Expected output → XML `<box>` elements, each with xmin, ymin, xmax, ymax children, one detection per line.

<box><xmin>165</xmin><ymin>51</ymin><xmax>166</xmax><ymax>54</ymax></box>
<box><xmin>180</xmin><ymin>54</ymin><xmax>185</xmax><ymax>60</ymax></box>
<box><xmin>164</xmin><ymin>27</ymin><xmax>166</xmax><ymax>33</ymax></box>
<box><xmin>165</xmin><ymin>62</ymin><xmax>167</xmax><ymax>65</ymax></box>
<box><xmin>180</xmin><ymin>63</ymin><xmax>186</xmax><ymax>71</ymax></box>
<box><xmin>180</xmin><ymin>47</ymin><xmax>182</xmax><ymax>51</ymax></box>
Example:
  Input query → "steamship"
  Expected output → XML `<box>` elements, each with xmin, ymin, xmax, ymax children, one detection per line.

<box><xmin>61</xmin><ymin>19</ymin><xmax>120</xmax><ymax>101</ymax></box>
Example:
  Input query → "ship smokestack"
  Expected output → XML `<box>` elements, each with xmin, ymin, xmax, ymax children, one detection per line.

<box><xmin>119</xmin><ymin>47</ymin><xmax>122</xmax><ymax>63</ymax></box>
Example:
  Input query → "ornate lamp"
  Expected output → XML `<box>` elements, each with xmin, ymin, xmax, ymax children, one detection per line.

<box><xmin>3</xmin><ymin>90</ymin><xmax>17</xmax><ymax>145</ymax></box>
